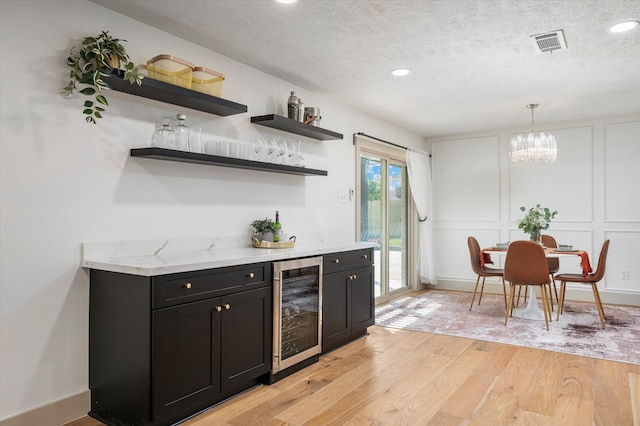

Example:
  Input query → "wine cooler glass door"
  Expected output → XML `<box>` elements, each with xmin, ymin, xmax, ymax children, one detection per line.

<box><xmin>273</xmin><ymin>256</ymin><xmax>322</xmax><ymax>373</ymax></box>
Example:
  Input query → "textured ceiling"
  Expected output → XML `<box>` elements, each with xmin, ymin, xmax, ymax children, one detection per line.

<box><xmin>90</xmin><ymin>0</ymin><xmax>640</xmax><ymax>138</ymax></box>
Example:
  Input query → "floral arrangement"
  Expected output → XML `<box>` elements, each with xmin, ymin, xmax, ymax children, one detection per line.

<box><xmin>518</xmin><ymin>204</ymin><xmax>558</xmax><ymax>241</ymax></box>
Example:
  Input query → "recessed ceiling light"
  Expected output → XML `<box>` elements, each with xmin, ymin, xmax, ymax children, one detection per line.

<box><xmin>391</xmin><ymin>68</ymin><xmax>410</xmax><ymax>77</ymax></box>
<box><xmin>610</xmin><ymin>20</ymin><xmax>639</xmax><ymax>33</ymax></box>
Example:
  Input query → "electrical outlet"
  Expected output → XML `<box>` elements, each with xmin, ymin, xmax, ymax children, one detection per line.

<box><xmin>620</xmin><ymin>269</ymin><xmax>630</xmax><ymax>280</ymax></box>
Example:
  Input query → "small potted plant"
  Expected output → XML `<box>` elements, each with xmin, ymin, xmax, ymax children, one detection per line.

<box><xmin>62</xmin><ymin>30</ymin><xmax>143</xmax><ymax>124</ymax></box>
<box><xmin>250</xmin><ymin>218</ymin><xmax>277</xmax><ymax>242</ymax></box>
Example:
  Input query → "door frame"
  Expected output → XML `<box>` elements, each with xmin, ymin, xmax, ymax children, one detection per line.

<box><xmin>354</xmin><ymin>135</ymin><xmax>418</xmax><ymax>304</ymax></box>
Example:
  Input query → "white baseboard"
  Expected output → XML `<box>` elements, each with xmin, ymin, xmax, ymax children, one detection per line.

<box><xmin>0</xmin><ymin>391</ymin><xmax>89</xmax><ymax>426</ymax></box>
<box><xmin>431</xmin><ymin>278</ymin><xmax>640</xmax><ymax>307</ymax></box>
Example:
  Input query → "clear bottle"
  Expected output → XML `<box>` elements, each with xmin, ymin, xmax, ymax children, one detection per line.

<box><xmin>274</xmin><ymin>210</ymin><xmax>282</xmax><ymax>242</ymax></box>
<box><xmin>175</xmin><ymin>114</ymin><xmax>189</xmax><ymax>151</ymax></box>
<box><xmin>287</xmin><ymin>91</ymin><xmax>298</xmax><ymax>120</ymax></box>
<box><xmin>297</xmin><ymin>98</ymin><xmax>304</xmax><ymax>122</ymax></box>
<box><xmin>151</xmin><ymin>116</ymin><xmax>175</xmax><ymax>149</ymax></box>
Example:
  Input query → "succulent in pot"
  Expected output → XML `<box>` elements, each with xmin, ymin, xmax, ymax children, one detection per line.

<box><xmin>62</xmin><ymin>30</ymin><xmax>143</xmax><ymax>124</ymax></box>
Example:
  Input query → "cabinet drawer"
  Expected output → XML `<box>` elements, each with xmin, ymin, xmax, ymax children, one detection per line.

<box><xmin>323</xmin><ymin>248</ymin><xmax>373</xmax><ymax>274</ymax></box>
<box><xmin>153</xmin><ymin>263</ymin><xmax>270</xmax><ymax>308</ymax></box>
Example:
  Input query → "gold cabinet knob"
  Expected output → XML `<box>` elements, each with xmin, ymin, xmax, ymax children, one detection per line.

<box><xmin>362</xmin><ymin>254</ymin><xmax>368</xmax><ymax>259</ymax></box>
<box><xmin>334</xmin><ymin>259</ymin><xmax>340</xmax><ymax>264</ymax></box>
<box><xmin>185</xmin><ymin>282</ymin><xmax>192</xmax><ymax>289</ymax></box>
<box><xmin>348</xmin><ymin>275</ymin><xmax>354</xmax><ymax>280</ymax></box>
<box><xmin>225</xmin><ymin>304</ymin><xmax>231</xmax><ymax>310</ymax></box>
<box><xmin>353</xmin><ymin>274</ymin><xmax>357</xmax><ymax>280</ymax></box>
<box><xmin>216</xmin><ymin>306</ymin><xmax>222</xmax><ymax>312</ymax></box>
<box><xmin>248</xmin><ymin>272</ymin><xmax>255</xmax><ymax>278</ymax></box>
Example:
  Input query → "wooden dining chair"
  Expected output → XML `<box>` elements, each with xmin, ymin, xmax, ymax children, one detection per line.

<box><xmin>555</xmin><ymin>240</ymin><xmax>610</xmax><ymax>327</ymax></box>
<box><xmin>467</xmin><ymin>236</ymin><xmax>507</xmax><ymax>311</ymax></box>
<box><xmin>504</xmin><ymin>240</ymin><xmax>552</xmax><ymax>330</ymax></box>
<box><xmin>542</xmin><ymin>234</ymin><xmax>560</xmax><ymax>308</ymax></box>
<box><xmin>516</xmin><ymin>235</ymin><xmax>560</xmax><ymax>311</ymax></box>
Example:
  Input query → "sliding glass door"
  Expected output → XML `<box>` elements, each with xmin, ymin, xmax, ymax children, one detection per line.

<box><xmin>356</xmin><ymin>138</ymin><xmax>409</xmax><ymax>302</ymax></box>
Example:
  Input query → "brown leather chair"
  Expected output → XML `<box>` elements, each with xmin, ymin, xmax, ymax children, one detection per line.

<box><xmin>504</xmin><ymin>240</ymin><xmax>552</xmax><ymax>330</ymax></box>
<box><xmin>555</xmin><ymin>240</ymin><xmax>610</xmax><ymax>327</ymax></box>
<box><xmin>542</xmin><ymin>234</ymin><xmax>560</xmax><ymax>308</ymax></box>
<box><xmin>517</xmin><ymin>234</ymin><xmax>560</xmax><ymax>311</ymax></box>
<box><xmin>467</xmin><ymin>236</ymin><xmax>507</xmax><ymax>311</ymax></box>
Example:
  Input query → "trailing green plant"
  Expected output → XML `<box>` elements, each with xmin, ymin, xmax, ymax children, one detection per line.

<box><xmin>518</xmin><ymin>204</ymin><xmax>558</xmax><ymax>240</ymax></box>
<box><xmin>62</xmin><ymin>30</ymin><xmax>143</xmax><ymax>124</ymax></box>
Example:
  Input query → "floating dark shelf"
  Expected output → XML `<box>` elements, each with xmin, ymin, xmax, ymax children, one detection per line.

<box><xmin>105</xmin><ymin>74</ymin><xmax>247</xmax><ymax>116</ymax></box>
<box><xmin>130</xmin><ymin>147</ymin><xmax>327</xmax><ymax>176</ymax></box>
<box><xmin>251</xmin><ymin>114</ymin><xmax>343</xmax><ymax>141</ymax></box>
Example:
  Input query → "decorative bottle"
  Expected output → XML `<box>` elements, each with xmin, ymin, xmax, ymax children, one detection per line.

<box><xmin>151</xmin><ymin>116</ymin><xmax>175</xmax><ymax>149</ymax></box>
<box><xmin>287</xmin><ymin>91</ymin><xmax>298</xmax><ymax>120</ymax></box>
<box><xmin>297</xmin><ymin>98</ymin><xmax>304</xmax><ymax>122</ymax></box>
<box><xmin>274</xmin><ymin>210</ymin><xmax>282</xmax><ymax>242</ymax></box>
<box><xmin>175</xmin><ymin>114</ymin><xmax>189</xmax><ymax>151</ymax></box>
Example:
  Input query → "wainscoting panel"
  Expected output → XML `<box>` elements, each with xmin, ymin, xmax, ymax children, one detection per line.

<box><xmin>434</xmin><ymin>228</ymin><xmax>501</xmax><ymax>280</ymax></box>
<box><xmin>604</xmin><ymin>121</ymin><xmax>640</xmax><ymax>222</ymax></box>
<box><xmin>603</xmin><ymin>230</ymin><xmax>640</xmax><ymax>292</ymax></box>
<box><xmin>509</xmin><ymin>126</ymin><xmax>593</xmax><ymax>223</ymax></box>
<box><xmin>432</xmin><ymin>136</ymin><xmax>500</xmax><ymax>222</ymax></box>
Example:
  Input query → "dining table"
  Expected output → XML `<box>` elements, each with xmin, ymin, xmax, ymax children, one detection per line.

<box><xmin>481</xmin><ymin>245</ymin><xmax>592</xmax><ymax>321</ymax></box>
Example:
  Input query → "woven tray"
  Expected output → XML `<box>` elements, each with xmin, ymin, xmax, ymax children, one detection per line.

<box><xmin>251</xmin><ymin>236</ymin><xmax>296</xmax><ymax>249</ymax></box>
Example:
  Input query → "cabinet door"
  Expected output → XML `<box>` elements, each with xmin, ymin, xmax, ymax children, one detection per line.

<box><xmin>152</xmin><ymin>298</ymin><xmax>221</xmax><ymax>423</ymax></box>
<box><xmin>350</xmin><ymin>265</ymin><xmax>375</xmax><ymax>335</ymax></box>
<box><xmin>322</xmin><ymin>270</ymin><xmax>351</xmax><ymax>352</ymax></box>
<box><xmin>220</xmin><ymin>287</ymin><xmax>272</xmax><ymax>394</ymax></box>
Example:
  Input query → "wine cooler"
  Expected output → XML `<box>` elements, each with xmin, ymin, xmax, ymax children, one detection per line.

<box><xmin>270</xmin><ymin>256</ymin><xmax>322</xmax><ymax>382</ymax></box>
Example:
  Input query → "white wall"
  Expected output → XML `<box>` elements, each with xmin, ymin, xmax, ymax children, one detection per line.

<box><xmin>428</xmin><ymin>117</ymin><xmax>640</xmax><ymax>304</ymax></box>
<box><xmin>0</xmin><ymin>0</ymin><xmax>427</xmax><ymax>421</ymax></box>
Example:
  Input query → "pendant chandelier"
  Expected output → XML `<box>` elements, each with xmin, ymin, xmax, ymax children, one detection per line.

<box><xmin>509</xmin><ymin>103</ymin><xmax>557</xmax><ymax>165</ymax></box>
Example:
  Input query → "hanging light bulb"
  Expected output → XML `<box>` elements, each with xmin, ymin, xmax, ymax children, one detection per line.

<box><xmin>509</xmin><ymin>104</ymin><xmax>557</xmax><ymax>165</ymax></box>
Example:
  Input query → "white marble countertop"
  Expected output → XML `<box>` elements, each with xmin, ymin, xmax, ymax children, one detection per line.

<box><xmin>82</xmin><ymin>234</ymin><xmax>377</xmax><ymax>276</ymax></box>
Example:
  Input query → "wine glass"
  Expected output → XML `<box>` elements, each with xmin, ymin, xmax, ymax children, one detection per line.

<box><xmin>252</xmin><ymin>138</ymin><xmax>264</xmax><ymax>161</ymax></box>
<box><xmin>287</xmin><ymin>140</ymin><xmax>296</xmax><ymax>165</ymax></box>
<box><xmin>277</xmin><ymin>139</ymin><xmax>288</xmax><ymax>164</ymax></box>
<box><xmin>266</xmin><ymin>138</ymin><xmax>277</xmax><ymax>163</ymax></box>
<box><xmin>293</xmin><ymin>140</ymin><xmax>305</xmax><ymax>167</ymax></box>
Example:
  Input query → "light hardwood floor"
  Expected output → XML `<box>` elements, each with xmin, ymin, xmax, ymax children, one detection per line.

<box><xmin>70</xmin><ymin>323</ymin><xmax>640</xmax><ymax>425</ymax></box>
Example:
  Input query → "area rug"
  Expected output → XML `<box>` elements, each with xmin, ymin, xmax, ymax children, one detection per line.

<box><xmin>375</xmin><ymin>290</ymin><xmax>640</xmax><ymax>365</ymax></box>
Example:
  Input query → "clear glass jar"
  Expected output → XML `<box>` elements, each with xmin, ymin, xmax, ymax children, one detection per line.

<box><xmin>151</xmin><ymin>116</ymin><xmax>175</xmax><ymax>149</ymax></box>
<box><xmin>174</xmin><ymin>114</ymin><xmax>189</xmax><ymax>151</ymax></box>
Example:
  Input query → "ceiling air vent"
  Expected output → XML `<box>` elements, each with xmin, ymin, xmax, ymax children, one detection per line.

<box><xmin>530</xmin><ymin>30</ymin><xmax>567</xmax><ymax>53</ymax></box>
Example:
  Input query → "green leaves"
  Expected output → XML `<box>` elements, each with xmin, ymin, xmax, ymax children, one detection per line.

<box><xmin>62</xmin><ymin>30</ymin><xmax>143</xmax><ymax>124</ymax></box>
<box><xmin>251</xmin><ymin>218</ymin><xmax>277</xmax><ymax>235</ymax></box>
<box><xmin>518</xmin><ymin>205</ymin><xmax>558</xmax><ymax>237</ymax></box>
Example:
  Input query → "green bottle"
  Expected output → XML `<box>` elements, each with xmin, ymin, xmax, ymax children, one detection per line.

<box><xmin>274</xmin><ymin>210</ymin><xmax>282</xmax><ymax>242</ymax></box>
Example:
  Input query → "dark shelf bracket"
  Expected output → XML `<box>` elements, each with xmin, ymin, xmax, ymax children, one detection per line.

<box><xmin>130</xmin><ymin>148</ymin><xmax>327</xmax><ymax>176</ymax></box>
<box><xmin>251</xmin><ymin>114</ymin><xmax>343</xmax><ymax>141</ymax></box>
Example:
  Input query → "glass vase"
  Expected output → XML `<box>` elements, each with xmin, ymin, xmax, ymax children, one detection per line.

<box><xmin>530</xmin><ymin>232</ymin><xmax>543</xmax><ymax>245</ymax></box>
